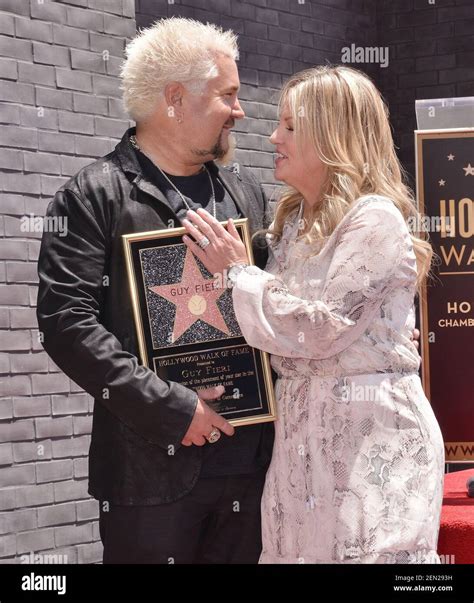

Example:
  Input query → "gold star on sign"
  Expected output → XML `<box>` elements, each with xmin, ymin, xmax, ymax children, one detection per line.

<box><xmin>149</xmin><ymin>247</ymin><xmax>230</xmax><ymax>342</ymax></box>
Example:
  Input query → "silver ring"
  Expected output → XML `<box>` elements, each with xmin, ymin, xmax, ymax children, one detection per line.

<box><xmin>206</xmin><ymin>428</ymin><xmax>221</xmax><ymax>444</ymax></box>
<box><xmin>197</xmin><ymin>236</ymin><xmax>210</xmax><ymax>250</ymax></box>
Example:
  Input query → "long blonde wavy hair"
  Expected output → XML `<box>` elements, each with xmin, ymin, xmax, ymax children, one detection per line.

<box><xmin>263</xmin><ymin>65</ymin><xmax>432</xmax><ymax>290</ymax></box>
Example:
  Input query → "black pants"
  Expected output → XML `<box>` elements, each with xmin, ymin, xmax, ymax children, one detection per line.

<box><xmin>99</xmin><ymin>469</ymin><xmax>267</xmax><ymax>564</ymax></box>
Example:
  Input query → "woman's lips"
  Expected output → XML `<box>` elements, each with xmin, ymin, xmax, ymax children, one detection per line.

<box><xmin>275</xmin><ymin>153</ymin><xmax>288</xmax><ymax>167</ymax></box>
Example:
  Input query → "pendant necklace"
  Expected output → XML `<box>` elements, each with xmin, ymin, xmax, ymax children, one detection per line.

<box><xmin>129</xmin><ymin>134</ymin><xmax>217</xmax><ymax>218</ymax></box>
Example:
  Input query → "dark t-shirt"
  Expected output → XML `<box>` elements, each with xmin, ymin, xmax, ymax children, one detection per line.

<box><xmin>135</xmin><ymin>149</ymin><xmax>270</xmax><ymax>478</ymax></box>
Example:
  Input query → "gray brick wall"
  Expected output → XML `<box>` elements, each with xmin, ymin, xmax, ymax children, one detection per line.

<box><xmin>2</xmin><ymin>0</ymin><xmax>468</xmax><ymax>565</ymax></box>
<box><xmin>376</xmin><ymin>0</ymin><xmax>474</xmax><ymax>183</ymax></box>
<box><xmin>0</xmin><ymin>0</ymin><xmax>135</xmax><ymax>564</ymax></box>
<box><xmin>136</xmin><ymin>0</ymin><xmax>377</xmax><ymax>201</ymax></box>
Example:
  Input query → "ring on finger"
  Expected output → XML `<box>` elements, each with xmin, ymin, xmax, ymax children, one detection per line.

<box><xmin>187</xmin><ymin>212</ymin><xmax>215</xmax><ymax>240</ymax></box>
<box><xmin>205</xmin><ymin>428</ymin><xmax>221</xmax><ymax>444</ymax></box>
<box><xmin>197</xmin><ymin>236</ymin><xmax>211</xmax><ymax>250</ymax></box>
<box><xmin>183</xmin><ymin>219</ymin><xmax>213</xmax><ymax>247</ymax></box>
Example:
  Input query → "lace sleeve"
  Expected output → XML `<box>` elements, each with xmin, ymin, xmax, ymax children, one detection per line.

<box><xmin>231</xmin><ymin>198</ymin><xmax>411</xmax><ymax>359</ymax></box>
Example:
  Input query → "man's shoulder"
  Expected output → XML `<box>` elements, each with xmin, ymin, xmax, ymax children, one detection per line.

<box><xmin>56</xmin><ymin>147</ymin><xmax>128</xmax><ymax>200</ymax></box>
<box><xmin>221</xmin><ymin>162</ymin><xmax>259</xmax><ymax>182</ymax></box>
<box><xmin>218</xmin><ymin>163</ymin><xmax>263</xmax><ymax>197</ymax></box>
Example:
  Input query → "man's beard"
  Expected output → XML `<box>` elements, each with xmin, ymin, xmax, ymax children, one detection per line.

<box><xmin>193</xmin><ymin>131</ymin><xmax>236</xmax><ymax>166</ymax></box>
<box><xmin>216</xmin><ymin>133</ymin><xmax>236</xmax><ymax>166</ymax></box>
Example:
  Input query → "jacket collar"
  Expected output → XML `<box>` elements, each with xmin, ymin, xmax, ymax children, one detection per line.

<box><xmin>113</xmin><ymin>127</ymin><xmax>254</xmax><ymax>221</ymax></box>
<box><xmin>114</xmin><ymin>127</ymin><xmax>170</xmax><ymax>214</ymax></box>
<box><xmin>210</xmin><ymin>161</ymin><xmax>252</xmax><ymax>219</ymax></box>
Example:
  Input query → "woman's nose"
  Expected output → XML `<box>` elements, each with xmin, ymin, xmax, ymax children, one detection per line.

<box><xmin>269</xmin><ymin>128</ymin><xmax>279</xmax><ymax>145</ymax></box>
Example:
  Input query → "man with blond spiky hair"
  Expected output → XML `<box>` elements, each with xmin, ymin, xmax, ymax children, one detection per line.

<box><xmin>37</xmin><ymin>18</ymin><xmax>274</xmax><ymax>564</ymax></box>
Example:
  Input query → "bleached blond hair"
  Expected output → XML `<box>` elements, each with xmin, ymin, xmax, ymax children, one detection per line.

<box><xmin>121</xmin><ymin>17</ymin><xmax>239</xmax><ymax>122</ymax></box>
<box><xmin>265</xmin><ymin>65</ymin><xmax>432</xmax><ymax>290</ymax></box>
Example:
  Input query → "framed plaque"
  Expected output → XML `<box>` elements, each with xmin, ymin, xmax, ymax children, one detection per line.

<box><xmin>416</xmin><ymin>128</ymin><xmax>474</xmax><ymax>462</ymax></box>
<box><xmin>122</xmin><ymin>218</ymin><xmax>276</xmax><ymax>427</ymax></box>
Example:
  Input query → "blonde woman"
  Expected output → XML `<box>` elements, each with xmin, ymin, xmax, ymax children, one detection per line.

<box><xmin>183</xmin><ymin>65</ymin><xmax>445</xmax><ymax>564</ymax></box>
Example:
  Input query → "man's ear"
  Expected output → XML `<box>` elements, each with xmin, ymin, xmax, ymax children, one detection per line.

<box><xmin>164</xmin><ymin>82</ymin><xmax>184</xmax><ymax>121</ymax></box>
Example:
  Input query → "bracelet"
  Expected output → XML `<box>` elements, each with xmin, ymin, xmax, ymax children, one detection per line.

<box><xmin>226</xmin><ymin>260</ymin><xmax>249</xmax><ymax>271</ymax></box>
<box><xmin>226</xmin><ymin>262</ymin><xmax>249</xmax><ymax>288</ymax></box>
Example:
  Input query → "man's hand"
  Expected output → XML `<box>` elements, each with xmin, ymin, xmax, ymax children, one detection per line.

<box><xmin>181</xmin><ymin>385</ymin><xmax>235</xmax><ymax>447</ymax></box>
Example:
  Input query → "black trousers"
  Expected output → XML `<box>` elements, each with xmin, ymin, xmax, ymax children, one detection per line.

<box><xmin>99</xmin><ymin>469</ymin><xmax>267</xmax><ymax>564</ymax></box>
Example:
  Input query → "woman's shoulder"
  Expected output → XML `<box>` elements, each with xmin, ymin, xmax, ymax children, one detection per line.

<box><xmin>338</xmin><ymin>194</ymin><xmax>408</xmax><ymax>234</ymax></box>
<box><xmin>265</xmin><ymin>202</ymin><xmax>302</xmax><ymax>242</ymax></box>
<box><xmin>348</xmin><ymin>193</ymin><xmax>400</xmax><ymax>214</ymax></box>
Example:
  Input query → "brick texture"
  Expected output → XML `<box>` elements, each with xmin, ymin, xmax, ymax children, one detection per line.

<box><xmin>137</xmin><ymin>0</ymin><xmax>376</xmax><ymax>198</ymax></box>
<box><xmin>0</xmin><ymin>0</ymin><xmax>135</xmax><ymax>564</ymax></box>
<box><xmin>376</xmin><ymin>0</ymin><xmax>474</xmax><ymax>183</ymax></box>
<box><xmin>2</xmin><ymin>0</ymin><xmax>468</xmax><ymax>565</ymax></box>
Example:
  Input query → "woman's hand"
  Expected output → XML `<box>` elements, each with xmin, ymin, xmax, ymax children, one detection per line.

<box><xmin>411</xmin><ymin>328</ymin><xmax>420</xmax><ymax>351</ymax></box>
<box><xmin>182</xmin><ymin>207</ymin><xmax>249</xmax><ymax>275</ymax></box>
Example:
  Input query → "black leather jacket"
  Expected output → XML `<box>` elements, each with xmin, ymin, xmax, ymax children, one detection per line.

<box><xmin>36</xmin><ymin>129</ymin><xmax>275</xmax><ymax>505</ymax></box>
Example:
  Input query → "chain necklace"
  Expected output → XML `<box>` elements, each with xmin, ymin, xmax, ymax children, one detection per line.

<box><xmin>129</xmin><ymin>134</ymin><xmax>216</xmax><ymax>218</ymax></box>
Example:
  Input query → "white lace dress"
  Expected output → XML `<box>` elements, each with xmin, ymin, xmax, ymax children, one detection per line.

<box><xmin>231</xmin><ymin>195</ymin><xmax>445</xmax><ymax>564</ymax></box>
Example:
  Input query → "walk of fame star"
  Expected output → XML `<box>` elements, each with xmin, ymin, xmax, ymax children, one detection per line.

<box><xmin>148</xmin><ymin>247</ymin><xmax>231</xmax><ymax>342</ymax></box>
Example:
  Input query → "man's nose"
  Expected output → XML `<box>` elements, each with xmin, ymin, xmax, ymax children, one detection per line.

<box><xmin>232</xmin><ymin>98</ymin><xmax>245</xmax><ymax>120</ymax></box>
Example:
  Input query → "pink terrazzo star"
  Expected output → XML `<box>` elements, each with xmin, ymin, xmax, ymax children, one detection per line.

<box><xmin>149</xmin><ymin>247</ymin><xmax>230</xmax><ymax>342</ymax></box>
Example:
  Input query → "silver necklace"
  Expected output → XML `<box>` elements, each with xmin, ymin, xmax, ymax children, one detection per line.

<box><xmin>129</xmin><ymin>134</ymin><xmax>216</xmax><ymax>218</ymax></box>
